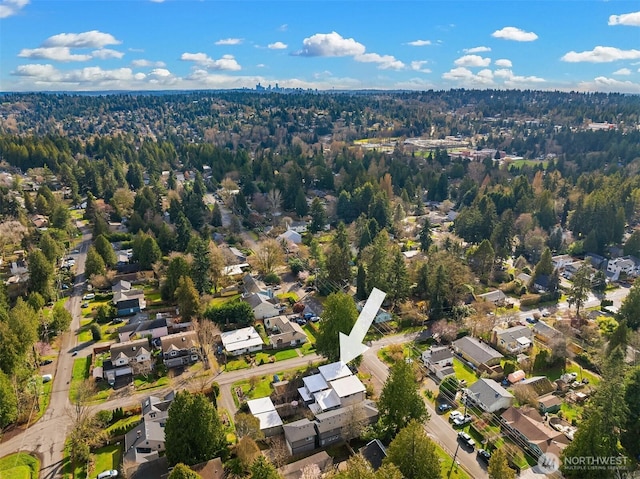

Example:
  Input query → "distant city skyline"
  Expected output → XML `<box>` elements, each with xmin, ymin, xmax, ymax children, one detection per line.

<box><xmin>1</xmin><ymin>1</ymin><xmax>640</xmax><ymax>93</ymax></box>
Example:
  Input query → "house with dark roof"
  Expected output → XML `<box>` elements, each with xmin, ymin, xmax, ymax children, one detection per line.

<box><xmin>538</xmin><ymin>394</ymin><xmax>562</xmax><ymax>414</ymax></box>
<box><xmin>466</xmin><ymin>378</ymin><xmax>514</xmax><ymax>413</ymax></box>
<box><xmin>118</xmin><ymin>317</ymin><xmax>168</xmax><ymax>343</ymax></box>
<box><xmin>477</xmin><ymin>290</ymin><xmax>507</xmax><ymax>305</ymax></box>
<box><xmin>533</xmin><ymin>320</ymin><xmax>562</xmax><ymax>343</ymax></box>
<box><xmin>116</xmin><ymin>297</ymin><xmax>145</xmax><ymax>317</ymax></box>
<box><xmin>421</xmin><ymin>346</ymin><xmax>455</xmax><ymax>380</ymax></box>
<box><xmin>360</xmin><ymin>439</ymin><xmax>387</xmax><ymax>471</ymax></box>
<box><xmin>104</xmin><ymin>338</ymin><xmax>153</xmax><ymax>385</ymax></box>
<box><xmin>264</xmin><ymin>316</ymin><xmax>308</xmax><ymax>349</ymax></box>
<box><xmin>278</xmin><ymin>452</ymin><xmax>332</xmax><ymax>479</ymax></box>
<box><xmin>160</xmin><ymin>331</ymin><xmax>200</xmax><ymax>368</ymax></box>
<box><xmin>452</xmin><ymin>336</ymin><xmax>503</xmax><ymax>368</ymax></box>
<box><xmin>491</xmin><ymin>325</ymin><xmax>533</xmax><ymax>354</ymax></box>
<box><xmin>501</xmin><ymin>406</ymin><xmax>569</xmax><ymax>458</ymax></box>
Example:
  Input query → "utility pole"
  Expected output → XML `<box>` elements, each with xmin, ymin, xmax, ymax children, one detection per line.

<box><xmin>448</xmin><ymin>389</ymin><xmax>477</xmax><ymax>478</ymax></box>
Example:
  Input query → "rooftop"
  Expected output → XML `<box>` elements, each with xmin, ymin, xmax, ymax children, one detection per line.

<box><xmin>329</xmin><ymin>375</ymin><xmax>366</xmax><ymax>398</ymax></box>
<box><xmin>247</xmin><ymin>397</ymin><xmax>276</xmax><ymax>415</ymax></box>
<box><xmin>318</xmin><ymin>361</ymin><xmax>352</xmax><ymax>382</ymax></box>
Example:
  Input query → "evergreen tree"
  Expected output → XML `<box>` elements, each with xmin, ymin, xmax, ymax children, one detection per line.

<box><xmin>165</xmin><ymin>391</ymin><xmax>226</xmax><ymax>466</ymax></box>
<box><xmin>162</xmin><ymin>255</ymin><xmax>191</xmax><ymax>301</ymax></box>
<box><xmin>618</xmin><ymin>282</ymin><xmax>640</xmax><ymax>330</ymax></box>
<box><xmin>176</xmin><ymin>276</ymin><xmax>201</xmax><ymax>322</ymax></box>
<box><xmin>388</xmin><ymin>248</ymin><xmax>410</xmax><ymax>306</ymax></box>
<box><xmin>40</xmin><ymin>231</ymin><xmax>62</xmax><ymax>263</ymax></box>
<box><xmin>0</xmin><ymin>370</ymin><xmax>18</xmax><ymax>428</ymax></box>
<box><xmin>386</xmin><ymin>420</ymin><xmax>441</xmax><ymax>479</ymax></box>
<box><xmin>326</xmin><ymin>222</ymin><xmax>352</xmax><ymax>287</ymax></box>
<box><xmin>28</xmin><ymin>249</ymin><xmax>55</xmax><ymax>301</ymax></box>
<box><xmin>487</xmin><ymin>448</ymin><xmax>515</xmax><ymax>479</ymax></box>
<box><xmin>309</xmin><ymin>197</ymin><xmax>327</xmax><ymax>234</ymax></box>
<box><xmin>419</xmin><ymin>218</ymin><xmax>432</xmax><ymax>252</ymax></box>
<box><xmin>377</xmin><ymin>361</ymin><xmax>428</xmax><ymax>440</ymax></box>
<box><xmin>94</xmin><ymin>234</ymin><xmax>117</xmax><ymax>266</ymax></box>
<box><xmin>315</xmin><ymin>292</ymin><xmax>358</xmax><ymax>362</ymax></box>
<box><xmin>189</xmin><ymin>236</ymin><xmax>212</xmax><ymax>294</ymax></box>
<box><xmin>249</xmin><ymin>456</ymin><xmax>282</xmax><ymax>479</ymax></box>
<box><xmin>168</xmin><ymin>464</ymin><xmax>200</xmax><ymax>479</ymax></box>
<box><xmin>568</xmin><ymin>263</ymin><xmax>592</xmax><ymax>320</ymax></box>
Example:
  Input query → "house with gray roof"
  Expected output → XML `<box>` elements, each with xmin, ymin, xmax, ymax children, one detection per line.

<box><xmin>421</xmin><ymin>346</ymin><xmax>455</xmax><ymax>380</ymax></box>
<box><xmin>160</xmin><ymin>331</ymin><xmax>199</xmax><ymax>368</ymax></box>
<box><xmin>244</xmin><ymin>292</ymin><xmax>280</xmax><ymax>320</ymax></box>
<box><xmin>452</xmin><ymin>336</ymin><xmax>503</xmax><ymax>368</ymax></box>
<box><xmin>264</xmin><ymin>316</ymin><xmax>308</xmax><ymax>349</ymax></box>
<box><xmin>124</xmin><ymin>391</ymin><xmax>175</xmax><ymax>464</ymax></box>
<box><xmin>466</xmin><ymin>378</ymin><xmax>514</xmax><ymax>413</ymax></box>
<box><xmin>533</xmin><ymin>320</ymin><xmax>562</xmax><ymax>343</ymax></box>
<box><xmin>477</xmin><ymin>290</ymin><xmax>507</xmax><ymax>305</ymax></box>
<box><xmin>283</xmin><ymin>418</ymin><xmax>317</xmax><ymax>455</ymax></box>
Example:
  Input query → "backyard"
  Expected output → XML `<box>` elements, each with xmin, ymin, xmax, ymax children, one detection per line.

<box><xmin>452</xmin><ymin>358</ymin><xmax>478</xmax><ymax>387</ymax></box>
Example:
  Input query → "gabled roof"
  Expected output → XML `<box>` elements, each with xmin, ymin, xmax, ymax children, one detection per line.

<box><xmin>313</xmin><ymin>389</ymin><xmax>341</xmax><ymax>411</ymax></box>
<box><xmin>160</xmin><ymin>331</ymin><xmax>198</xmax><ymax>353</ymax></box>
<box><xmin>494</xmin><ymin>325</ymin><xmax>533</xmax><ymax>342</ymax></box>
<box><xmin>360</xmin><ymin>439</ymin><xmax>387</xmax><ymax>471</ymax></box>
<box><xmin>279</xmin><ymin>452</ymin><xmax>332</xmax><ymax>479</ymax></box>
<box><xmin>452</xmin><ymin>336</ymin><xmax>503</xmax><ymax>365</ymax></box>
<box><xmin>142</xmin><ymin>391</ymin><xmax>175</xmax><ymax>416</ymax></box>
<box><xmin>116</xmin><ymin>297</ymin><xmax>142</xmax><ymax>310</ymax></box>
<box><xmin>468</xmin><ymin>378</ymin><xmax>514</xmax><ymax>408</ymax></box>
<box><xmin>521</xmin><ymin>376</ymin><xmax>556</xmax><ymax>397</ymax></box>
<box><xmin>247</xmin><ymin>397</ymin><xmax>276</xmax><ymax>415</ymax></box>
<box><xmin>533</xmin><ymin>320</ymin><xmax>562</xmax><ymax>339</ymax></box>
<box><xmin>501</xmin><ymin>407</ymin><xmax>569</xmax><ymax>454</ymax></box>
<box><xmin>423</xmin><ymin>346</ymin><xmax>453</xmax><ymax>363</ymax></box>
<box><xmin>110</xmin><ymin>338</ymin><xmax>151</xmax><ymax>360</ymax></box>
<box><xmin>478</xmin><ymin>290</ymin><xmax>506</xmax><ymax>303</ymax></box>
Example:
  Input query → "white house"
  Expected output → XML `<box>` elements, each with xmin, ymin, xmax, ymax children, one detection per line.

<box><xmin>421</xmin><ymin>346</ymin><xmax>455</xmax><ymax>380</ymax></box>
<box><xmin>607</xmin><ymin>256</ymin><xmax>639</xmax><ymax>280</ymax></box>
<box><xmin>220</xmin><ymin>326</ymin><xmax>264</xmax><ymax>356</ymax></box>
<box><xmin>244</xmin><ymin>292</ymin><xmax>280</xmax><ymax>320</ymax></box>
<box><xmin>247</xmin><ymin>397</ymin><xmax>284</xmax><ymax>437</ymax></box>
<box><xmin>491</xmin><ymin>325</ymin><xmax>533</xmax><ymax>354</ymax></box>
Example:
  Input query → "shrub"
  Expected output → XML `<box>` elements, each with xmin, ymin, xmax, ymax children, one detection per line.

<box><xmin>263</xmin><ymin>272</ymin><xmax>281</xmax><ymax>284</ymax></box>
<box><xmin>90</xmin><ymin>323</ymin><xmax>102</xmax><ymax>341</ymax></box>
<box><xmin>519</xmin><ymin>294</ymin><xmax>542</xmax><ymax>307</ymax></box>
<box><xmin>96</xmin><ymin>409</ymin><xmax>113</xmax><ymax>426</ymax></box>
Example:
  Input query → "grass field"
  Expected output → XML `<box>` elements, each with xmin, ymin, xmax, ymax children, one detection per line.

<box><xmin>273</xmin><ymin>349</ymin><xmax>298</xmax><ymax>361</ymax></box>
<box><xmin>434</xmin><ymin>442</ymin><xmax>471</xmax><ymax>479</ymax></box>
<box><xmin>90</xmin><ymin>444</ymin><xmax>122</xmax><ymax>478</ymax></box>
<box><xmin>0</xmin><ymin>453</ymin><xmax>40</xmax><ymax>479</ymax></box>
<box><xmin>452</xmin><ymin>358</ymin><xmax>479</xmax><ymax>387</ymax></box>
<box><xmin>68</xmin><ymin>357</ymin><xmax>91</xmax><ymax>401</ymax></box>
<box><xmin>225</xmin><ymin>357</ymin><xmax>250</xmax><ymax>371</ymax></box>
<box><xmin>133</xmin><ymin>374</ymin><xmax>170</xmax><ymax>391</ymax></box>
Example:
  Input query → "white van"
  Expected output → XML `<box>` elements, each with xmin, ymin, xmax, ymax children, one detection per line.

<box><xmin>96</xmin><ymin>470</ymin><xmax>118</xmax><ymax>479</ymax></box>
<box><xmin>83</xmin><ymin>293</ymin><xmax>95</xmax><ymax>300</ymax></box>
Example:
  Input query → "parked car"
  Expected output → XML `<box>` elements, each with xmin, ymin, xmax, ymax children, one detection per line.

<box><xmin>310</xmin><ymin>316</ymin><xmax>320</xmax><ymax>323</ymax></box>
<box><xmin>294</xmin><ymin>317</ymin><xmax>307</xmax><ymax>325</ymax></box>
<box><xmin>41</xmin><ymin>359</ymin><xmax>53</xmax><ymax>366</ymax></box>
<box><xmin>83</xmin><ymin>293</ymin><xmax>95</xmax><ymax>300</ymax></box>
<box><xmin>71</xmin><ymin>351</ymin><xmax>78</xmax><ymax>356</ymax></box>
<box><xmin>453</xmin><ymin>414</ymin><xmax>474</xmax><ymax>426</ymax></box>
<box><xmin>449</xmin><ymin>411</ymin><xmax>463</xmax><ymax>422</ymax></box>
<box><xmin>81</xmin><ymin>302</ymin><xmax>89</xmax><ymax>308</ymax></box>
<box><xmin>42</xmin><ymin>374</ymin><xmax>53</xmax><ymax>383</ymax></box>
<box><xmin>457</xmin><ymin>431</ymin><xmax>476</xmax><ymax>449</ymax></box>
<box><xmin>525</xmin><ymin>317</ymin><xmax>537</xmax><ymax>324</ymax></box>
<box><xmin>303</xmin><ymin>312</ymin><xmax>315</xmax><ymax>320</ymax></box>
<box><xmin>437</xmin><ymin>403</ymin><xmax>452</xmax><ymax>414</ymax></box>
<box><xmin>96</xmin><ymin>470</ymin><xmax>118</xmax><ymax>479</ymax></box>
<box><xmin>477</xmin><ymin>449</ymin><xmax>491</xmax><ymax>464</ymax></box>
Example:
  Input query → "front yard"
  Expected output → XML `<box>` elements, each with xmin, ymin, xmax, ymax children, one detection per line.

<box><xmin>0</xmin><ymin>453</ymin><xmax>40</xmax><ymax>479</ymax></box>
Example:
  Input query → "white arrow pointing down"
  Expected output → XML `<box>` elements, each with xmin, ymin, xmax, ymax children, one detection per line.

<box><xmin>339</xmin><ymin>287</ymin><xmax>387</xmax><ymax>364</ymax></box>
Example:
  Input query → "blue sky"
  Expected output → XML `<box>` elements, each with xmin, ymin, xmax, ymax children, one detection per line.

<box><xmin>1</xmin><ymin>0</ymin><xmax>640</xmax><ymax>92</ymax></box>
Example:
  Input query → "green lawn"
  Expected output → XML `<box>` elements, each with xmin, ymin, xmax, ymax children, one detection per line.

<box><xmin>233</xmin><ymin>376</ymin><xmax>274</xmax><ymax>402</ymax></box>
<box><xmin>133</xmin><ymin>374</ymin><xmax>170</xmax><ymax>391</ymax></box>
<box><xmin>560</xmin><ymin>402</ymin><xmax>583</xmax><ymax>423</ymax></box>
<box><xmin>434</xmin><ymin>442</ymin><xmax>471</xmax><ymax>479</ymax></box>
<box><xmin>105</xmin><ymin>415</ymin><xmax>141</xmax><ymax>437</ymax></box>
<box><xmin>452</xmin><ymin>358</ymin><xmax>478</xmax><ymax>387</ymax></box>
<box><xmin>0</xmin><ymin>453</ymin><xmax>40</xmax><ymax>479</ymax></box>
<box><xmin>537</xmin><ymin>360</ymin><xmax>601</xmax><ymax>386</ymax></box>
<box><xmin>209</xmin><ymin>294</ymin><xmax>241</xmax><ymax>307</ymax></box>
<box><xmin>68</xmin><ymin>357</ymin><xmax>91</xmax><ymax>401</ymax></box>
<box><xmin>33</xmin><ymin>379</ymin><xmax>53</xmax><ymax>423</ymax></box>
<box><xmin>255</xmin><ymin>352</ymin><xmax>271</xmax><ymax>365</ymax></box>
<box><xmin>300</xmin><ymin>342</ymin><xmax>316</xmax><ymax>355</ymax></box>
<box><xmin>302</xmin><ymin>324</ymin><xmax>316</xmax><ymax>344</ymax></box>
<box><xmin>225</xmin><ymin>357</ymin><xmax>250</xmax><ymax>371</ymax></box>
<box><xmin>273</xmin><ymin>349</ymin><xmax>298</xmax><ymax>361</ymax></box>
<box><xmin>91</xmin><ymin>444</ymin><xmax>122</xmax><ymax>478</ymax></box>
<box><xmin>276</xmin><ymin>292</ymin><xmax>299</xmax><ymax>303</ymax></box>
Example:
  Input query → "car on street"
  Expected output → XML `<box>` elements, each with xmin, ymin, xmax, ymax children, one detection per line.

<box><xmin>71</xmin><ymin>351</ymin><xmax>78</xmax><ymax>356</ymax></box>
<box><xmin>457</xmin><ymin>431</ymin><xmax>476</xmax><ymax>449</ymax></box>
<box><xmin>477</xmin><ymin>449</ymin><xmax>491</xmax><ymax>464</ymax></box>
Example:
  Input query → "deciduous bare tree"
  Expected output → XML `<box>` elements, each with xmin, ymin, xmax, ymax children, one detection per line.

<box><xmin>250</xmin><ymin>239</ymin><xmax>284</xmax><ymax>275</ymax></box>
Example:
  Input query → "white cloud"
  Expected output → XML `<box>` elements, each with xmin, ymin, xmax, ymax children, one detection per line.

<box><xmin>131</xmin><ymin>59</ymin><xmax>166</xmax><ymax>68</ymax></box>
<box><xmin>608</xmin><ymin>11</ymin><xmax>640</xmax><ymax>26</ymax></box>
<box><xmin>355</xmin><ymin>52</ymin><xmax>405</xmax><ymax>70</ymax></box>
<box><xmin>18</xmin><ymin>47</ymin><xmax>92</xmax><ymax>62</ymax></box>
<box><xmin>150</xmin><ymin>68</ymin><xmax>171</xmax><ymax>77</ymax></box>
<box><xmin>494</xmin><ymin>68</ymin><xmax>545</xmax><ymax>85</ymax></box>
<box><xmin>91</xmin><ymin>48</ymin><xmax>124</xmax><ymax>59</ymax></box>
<box><xmin>410</xmin><ymin>61</ymin><xmax>431</xmax><ymax>73</ymax></box>
<box><xmin>13</xmin><ymin>63</ymin><xmax>58</xmax><ymax>77</ymax></box>
<box><xmin>442</xmin><ymin>67</ymin><xmax>494</xmax><ymax>85</ymax></box>
<box><xmin>464</xmin><ymin>46</ymin><xmax>491</xmax><ymax>53</ymax></box>
<box><xmin>215</xmin><ymin>38</ymin><xmax>243</xmax><ymax>45</ymax></box>
<box><xmin>149</xmin><ymin>0</ymin><xmax>165</xmax><ymax>3</ymax></box>
<box><xmin>561</xmin><ymin>46</ymin><xmax>640</xmax><ymax>63</ymax></box>
<box><xmin>613</xmin><ymin>68</ymin><xmax>632</xmax><ymax>75</ymax></box>
<box><xmin>268</xmin><ymin>42</ymin><xmax>287</xmax><ymax>50</ymax></box>
<box><xmin>495</xmin><ymin>59</ymin><xmax>512</xmax><ymax>67</ymax></box>
<box><xmin>294</xmin><ymin>31</ymin><xmax>365</xmax><ymax>57</ymax></box>
<box><xmin>454</xmin><ymin>54</ymin><xmax>491</xmax><ymax>67</ymax></box>
<box><xmin>491</xmin><ymin>26</ymin><xmax>538</xmax><ymax>42</ymax></box>
<box><xmin>577</xmin><ymin>76</ymin><xmax>640</xmax><ymax>93</ymax></box>
<box><xmin>256</xmin><ymin>64</ymin><xmax>266</xmax><ymax>68</ymax></box>
<box><xmin>134</xmin><ymin>73</ymin><xmax>146</xmax><ymax>80</ymax></box>
<box><xmin>407</xmin><ymin>40</ymin><xmax>432</xmax><ymax>46</ymax></box>
<box><xmin>180</xmin><ymin>52</ymin><xmax>241</xmax><ymax>71</ymax></box>
<box><xmin>278</xmin><ymin>24</ymin><xmax>288</xmax><ymax>32</ymax></box>
<box><xmin>0</xmin><ymin>0</ymin><xmax>28</xmax><ymax>18</ymax></box>
<box><xmin>43</xmin><ymin>30</ymin><xmax>121</xmax><ymax>49</ymax></box>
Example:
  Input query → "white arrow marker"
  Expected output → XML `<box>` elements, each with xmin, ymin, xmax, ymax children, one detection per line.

<box><xmin>339</xmin><ymin>287</ymin><xmax>387</xmax><ymax>364</ymax></box>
